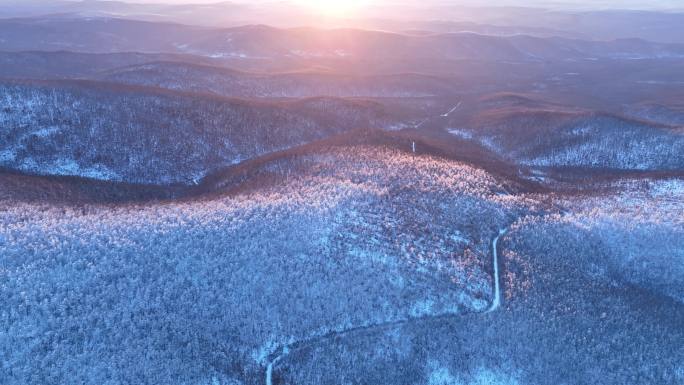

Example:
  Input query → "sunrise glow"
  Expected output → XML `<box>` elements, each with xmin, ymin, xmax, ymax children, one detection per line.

<box><xmin>293</xmin><ymin>0</ymin><xmax>371</xmax><ymax>17</ymax></box>
<box><xmin>1</xmin><ymin>1</ymin><xmax>682</xmax><ymax>384</ymax></box>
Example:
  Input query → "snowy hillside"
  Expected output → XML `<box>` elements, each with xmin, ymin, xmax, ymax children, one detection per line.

<box><xmin>1</xmin><ymin>4</ymin><xmax>683</xmax><ymax>385</ymax></box>
<box><xmin>0</xmin><ymin>145</ymin><xmax>531</xmax><ymax>384</ymax></box>
<box><xmin>447</xmin><ymin>100</ymin><xmax>684</xmax><ymax>171</ymax></box>
<box><xmin>96</xmin><ymin>61</ymin><xmax>456</xmax><ymax>99</ymax></box>
<box><xmin>0</xmin><ymin>81</ymin><xmax>404</xmax><ymax>185</ymax></box>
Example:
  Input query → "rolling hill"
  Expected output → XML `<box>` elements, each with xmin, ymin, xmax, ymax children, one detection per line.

<box><xmin>95</xmin><ymin>61</ymin><xmax>457</xmax><ymax>98</ymax></box>
<box><xmin>0</xmin><ymin>79</ymin><xmax>408</xmax><ymax>185</ymax></box>
<box><xmin>444</xmin><ymin>94</ymin><xmax>684</xmax><ymax>171</ymax></box>
<box><xmin>0</xmin><ymin>138</ymin><xmax>528</xmax><ymax>384</ymax></box>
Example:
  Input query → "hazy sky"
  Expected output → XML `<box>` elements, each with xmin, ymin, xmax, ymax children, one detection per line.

<box><xmin>84</xmin><ymin>0</ymin><xmax>683</xmax><ymax>11</ymax></box>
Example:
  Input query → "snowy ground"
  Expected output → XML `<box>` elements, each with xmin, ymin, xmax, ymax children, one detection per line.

<box><xmin>270</xmin><ymin>176</ymin><xmax>684</xmax><ymax>385</ymax></box>
<box><xmin>1</xmin><ymin>144</ymin><xmax>681</xmax><ymax>385</ymax></box>
<box><xmin>0</xmin><ymin>146</ymin><xmax>534</xmax><ymax>384</ymax></box>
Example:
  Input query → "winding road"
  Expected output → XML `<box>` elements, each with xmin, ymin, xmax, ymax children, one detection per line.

<box><xmin>414</xmin><ymin>101</ymin><xmax>461</xmax><ymax>129</ymax></box>
<box><xmin>441</xmin><ymin>101</ymin><xmax>462</xmax><ymax>117</ymax></box>
<box><xmin>264</xmin><ymin>102</ymin><xmax>505</xmax><ymax>385</ymax></box>
<box><xmin>264</xmin><ymin>225</ymin><xmax>510</xmax><ymax>385</ymax></box>
<box><xmin>486</xmin><ymin>228</ymin><xmax>508</xmax><ymax>313</ymax></box>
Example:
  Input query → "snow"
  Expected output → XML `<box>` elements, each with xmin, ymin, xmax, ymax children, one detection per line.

<box><xmin>427</xmin><ymin>362</ymin><xmax>520</xmax><ymax>385</ymax></box>
<box><xmin>385</xmin><ymin>122</ymin><xmax>411</xmax><ymax>131</ymax></box>
<box><xmin>428</xmin><ymin>363</ymin><xmax>460</xmax><ymax>385</ymax></box>
<box><xmin>649</xmin><ymin>178</ymin><xmax>684</xmax><ymax>196</ymax></box>
<box><xmin>78</xmin><ymin>164</ymin><xmax>120</xmax><ymax>180</ymax></box>
<box><xmin>17</xmin><ymin>157</ymin><xmax>120</xmax><ymax>181</ymax></box>
<box><xmin>569</xmin><ymin>124</ymin><xmax>594</xmax><ymax>136</ymax></box>
<box><xmin>676</xmin><ymin>366</ymin><xmax>684</xmax><ymax>382</ymax></box>
<box><xmin>1</xmin><ymin>82</ymin><xmax>405</xmax><ymax>185</ymax></box>
<box><xmin>0</xmin><ymin>148</ymin><xmax>16</xmax><ymax>162</ymax></box>
<box><xmin>449</xmin><ymin>231</ymin><xmax>468</xmax><ymax>244</ymax></box>
<box><xmin>410</xmin><ymin>298</ymin><xmax>436</xmax><ymax>317</ymax></box>
<box><xmin>518</xmin><ymin>168</ymin><xmax>549</xmax><ymax>182</ymax></box>
<box><xmin>521</xmin><ymin>133</ymin><xmax>684</xmax><ymax>170</ymax></box>
<box><xmin>479</xmin><ymin>137</ymin><xmax>503</xmax><ymax>153</ymax></box>
<box><xmin>209</xmin><ymin>52</ymin><xmax>248</xmax><ymax>59</ymax></box>
<box><xmin>253</xmin><ymin>338</ymin><xmax>278</xmax><ymax>366</ymax></box>
<box><xmin>448</xmin><ymin>128</ymin><xmax>473</xmax><ymax>140</ymax></box>
<box><xmin>468</xmin><ymin>368</ymin><xmax>521</xmax><ymax>385</ymax></box>
<box><xmin>30</xmin><ymin>126</ymin><xmax>60</xmax><ymax>138</ymax></box>
<box><xmin>548</xmin><ymin>184</ymin><xmax>684</xmax><ymax>305</ymax></box>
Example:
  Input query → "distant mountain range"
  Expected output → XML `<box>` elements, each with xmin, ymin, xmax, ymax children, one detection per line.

<box><xmin>2</xmin><ymin>17</ymin><xmax>684</xmax><ymax>78</ymax></box>
<box><xmin>2</xmin><ymin>1</ymin><xmax>684</xmax><ymax>43</ymax></box>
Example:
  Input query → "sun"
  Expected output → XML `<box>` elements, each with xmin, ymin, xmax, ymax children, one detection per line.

<box><xmin>293</xmin><ymin>0</ymin><xmax>371</xmax><ymax>17</ymax></box>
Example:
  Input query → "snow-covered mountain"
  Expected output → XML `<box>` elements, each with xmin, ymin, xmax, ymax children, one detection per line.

<box><xmin>1</xmin><ymin>5</ymin><xmax>683</xmax><ymax>385</ymax></box>
<box><xmin>445</xmin><ymin>94</ymin><xmax>684</xmax><ymax>171</ymax></box>
<box><xmin>0</xmin><ymin>80</ymin><xmax>405</xmax><ymax>184</ymax></box>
